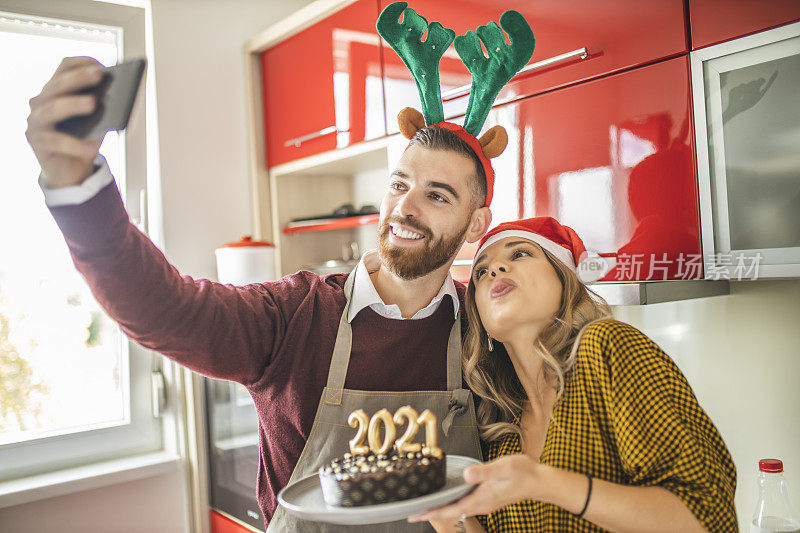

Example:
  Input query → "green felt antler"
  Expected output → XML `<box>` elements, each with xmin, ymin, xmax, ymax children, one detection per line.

<box><xmin>377</xmin><ymin>1</ymin><xmax>455</xmax><ymax>125</ymax></box>
<box><xmin>455</xmin><ymin>11</ymin><xmax>535</xmax><ymax>136</ymax></box>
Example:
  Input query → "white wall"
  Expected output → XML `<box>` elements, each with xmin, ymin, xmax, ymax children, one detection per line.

<box><xmin>152</xmin><ymin>0</ymin><xmax>310</xmax><ymax>280</ymax></box>
<box><xmin>0</xmin><ymin>1</ymin><xmax>312</xmax><ymax>532</ymax></box>
<box><xmin>0</xmin><ymin>468</ymin><xmax>190</xmax><ymax>533</ymax></box>
<box><xmin>614</xmin><ymin>279</ymin><xmax>800</xmax><ymax>531</ymax></box>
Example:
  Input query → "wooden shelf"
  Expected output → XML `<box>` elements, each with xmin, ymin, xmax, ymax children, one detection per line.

<box><xmin>283</xmin><ymin>213</ymin><xmax>379</xmax><ymax>234</ymax></box>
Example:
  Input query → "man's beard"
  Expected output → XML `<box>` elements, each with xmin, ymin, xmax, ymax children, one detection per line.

<box><xmin>377</xmin><ymin>216</ymin><xmax>469</xmax><ymax>280</ymax></box>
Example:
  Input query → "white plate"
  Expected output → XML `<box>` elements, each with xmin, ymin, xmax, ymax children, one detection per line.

<box><xmin>277</xmin><ymin>455</ymin><xmax>480</xmax><ymax>525</ymax></box>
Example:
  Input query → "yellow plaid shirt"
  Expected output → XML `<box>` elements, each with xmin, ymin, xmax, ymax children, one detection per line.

<box><xmin>477</xmin><ymin>320</ymin><xmax>738</xmax><ymax>532</ymax></box>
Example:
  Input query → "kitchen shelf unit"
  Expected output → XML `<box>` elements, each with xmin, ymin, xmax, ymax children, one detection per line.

<box><xmin>282</xmin><ymin>213</ymin><xmax>379</xmax><ymax>235</ymax></box>
<box><xmin>265</xmin><ymin>136</ymin><xmax>398</xmax><ymax>277</ymax></box>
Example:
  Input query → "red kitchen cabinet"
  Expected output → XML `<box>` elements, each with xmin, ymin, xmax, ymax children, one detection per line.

<box><xmin>261</xmin><ymin>0</ymin><xmax>385</xmax><ymax>168</ymax></box>
<box><xmin>380</xmin><ymin>0</ymin><xmax>687</xmax><ymax>134</ymax></box>
<box><xmin>478</xmin><ymin>55</ymin><xmax>700</xmax><ymax>281</ymax></box>
<box><xmin>210</xmin><ymin>510</ymin><xmax>259</xmax><ymax>533</ymax></box>
<box><xmin>689</xmin><ymin>0</ymin><xmax>800</xmax><ymax>49</ymax></box>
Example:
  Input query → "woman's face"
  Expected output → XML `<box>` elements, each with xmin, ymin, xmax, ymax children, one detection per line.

<box><xmin>471</xmin><ymin>236</ymin><xmax>563</xmax><ymax>342</ymax></box>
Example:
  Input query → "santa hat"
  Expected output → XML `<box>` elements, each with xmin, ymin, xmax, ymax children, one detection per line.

<box><xmin>474</xmin><ymin>217</ymin><xmax>587</xmax><ymax>272</ymax></box>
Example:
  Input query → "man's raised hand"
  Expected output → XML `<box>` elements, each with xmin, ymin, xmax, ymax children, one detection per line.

<box><xmin>26</xmin><ymin>56</ymin><xmax>105</xmax><ymax>189</ymax></box>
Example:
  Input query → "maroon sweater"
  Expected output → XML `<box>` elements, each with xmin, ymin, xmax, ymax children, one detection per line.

<box><xmin>48</xmin><ymin>181</ymin><xmax>466</xmax><ymax>523</ymax></box>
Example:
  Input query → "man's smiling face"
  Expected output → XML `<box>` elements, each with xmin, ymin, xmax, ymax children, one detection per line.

<box><xmin>377</xmin><ymin>144</ymin><xmax>484</xmax><ymax>280</ymax></box>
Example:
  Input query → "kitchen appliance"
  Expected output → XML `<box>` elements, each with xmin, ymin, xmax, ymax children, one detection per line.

<box><xmin>207</xmin><ymin>236</ymin><xmax>276</xmax><ymax>531</ymax></box>
<box><xmin>205</xmin><ymin>379</ymin><xmax>263</xmax><ymax>531</ymax></box>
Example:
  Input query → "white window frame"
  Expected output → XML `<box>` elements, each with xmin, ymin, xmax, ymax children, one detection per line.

<box><xmin>0</xmin><ymin>0</ymin><xmax>179</xmax><ymax>502</ymax></box>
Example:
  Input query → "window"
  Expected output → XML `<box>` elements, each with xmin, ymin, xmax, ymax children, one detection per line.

<box><xmin>0</xmin><ymin>0</ymin><xmax>160</xmax><ymax>482</ymax></box>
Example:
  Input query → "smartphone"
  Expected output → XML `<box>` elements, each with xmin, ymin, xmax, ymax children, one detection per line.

<box><xmin>56</xmin><ymin>57</ymin><xmax>146</xmax><ymax>139</ymax></box>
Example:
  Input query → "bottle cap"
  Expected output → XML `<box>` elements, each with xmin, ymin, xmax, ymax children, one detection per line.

<box><xmin>759</xmin><ymin>459</ymin><xmax>783</xmax><ymax>473</ymax></box>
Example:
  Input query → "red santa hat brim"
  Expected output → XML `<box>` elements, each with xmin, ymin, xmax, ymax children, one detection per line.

<box><xmin>473</xmin><ymin>217</ymin><xmax>586</xmax><ymax>273</ymax></box>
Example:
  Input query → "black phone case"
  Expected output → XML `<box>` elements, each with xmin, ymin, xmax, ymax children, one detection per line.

<box><xmin>56</xmin><ymin>58</ymin><xmax>146</xmax><ymax>139</ymax></box>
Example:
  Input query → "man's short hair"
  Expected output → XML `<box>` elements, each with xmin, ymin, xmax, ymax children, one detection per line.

<box><xmin>407</xmin><ymin>126</ymin><xmax>489</xmax><ymax>209</ymax></box>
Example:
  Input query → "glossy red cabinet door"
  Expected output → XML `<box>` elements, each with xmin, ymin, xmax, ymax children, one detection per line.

<box><xmin>380</xmin><ymin>0</ymin><xmax>687</xmax><ymax>134</ymax></box>
<box><xmin>210</xmin><ymin>510</ymin><xmax>257</xmax><ymax>533</ymax></box>
<box><xmin>480</xmin><ymin>56</ymin><xmax>700</xmax><ymax>281</ymax></box>
<box><xmin>262</xmin><ymin>0</ymin><xmax>385</xmax><ymax>168</ymax></box>
<box><xmin>690</xmin><ymin>0</ymin><xmax>800</xmax><ymax>49</ymax></box>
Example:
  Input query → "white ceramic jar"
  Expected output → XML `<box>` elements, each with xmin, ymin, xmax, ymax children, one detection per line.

<box><xmin>215</xmin><ymin>236</ymin><xmax>276</xmax><ymax>285</ymax></box>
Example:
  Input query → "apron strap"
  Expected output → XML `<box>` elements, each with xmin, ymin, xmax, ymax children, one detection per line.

<box><xmin>323</xmin><ymin>271</ymin><xmax>356</xmax><ymax>405</ymax></box>
<box><xmin>445</xmin><ymin>310</ymin><xmax>462</xmax><ymax>391</ymax></box>
<box><xmin>324</xmin><ymin>265</ymin><xmax>463</xmax><ymax>406</ymax></box>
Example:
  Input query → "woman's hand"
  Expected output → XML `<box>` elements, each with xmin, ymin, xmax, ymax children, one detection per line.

<box><xmin>408</xmin><ymin>454</ymin><xmax>543</xmax><ymax>523</ymax></box>
<box><xmin>414</xmin><ymin>454</ymin><xmax>709</xmax><ymax>533</ymax></box>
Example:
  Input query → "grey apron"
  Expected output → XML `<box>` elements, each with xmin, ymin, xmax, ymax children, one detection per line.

<box><xmin>267</xmin><ymin>266</ymin><xmax>482</xmax><ymax>532</ymax></box>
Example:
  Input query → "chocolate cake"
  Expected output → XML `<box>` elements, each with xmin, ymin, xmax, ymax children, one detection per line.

<box><xmin>319</xmin><ymin>449</ymin><xmax>446</xmax><ymax>507</ymax></box>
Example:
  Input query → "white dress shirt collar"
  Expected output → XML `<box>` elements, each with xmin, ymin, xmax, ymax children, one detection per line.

<box><xmin>347</xmin><ymin>250</ymin><xmax>459</xmax><ymax>323</ymax></box>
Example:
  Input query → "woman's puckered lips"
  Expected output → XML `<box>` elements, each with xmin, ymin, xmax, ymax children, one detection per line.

<box><xmin>489</xmin><ymin>278</ymin><xmax>517</xmax><ymax>299</ymax></box>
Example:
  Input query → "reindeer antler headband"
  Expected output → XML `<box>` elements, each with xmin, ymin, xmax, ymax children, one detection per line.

<box><xmin>377</xmin><ymin>2</ymin><xmax>535</xmax><ymax>207</ymax></box>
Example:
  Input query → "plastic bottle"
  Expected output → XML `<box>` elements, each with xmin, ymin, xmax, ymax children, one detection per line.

<box><xmin>751</xmin><ymin>459</ymin><xmax>800</xmax><ymax>533</ymax></box>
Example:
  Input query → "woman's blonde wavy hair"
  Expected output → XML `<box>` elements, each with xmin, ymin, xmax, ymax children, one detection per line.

<box><xmin>464</xmin><ymin>245</ymin><xmax>612</xmax><ymax>443</ymax></box>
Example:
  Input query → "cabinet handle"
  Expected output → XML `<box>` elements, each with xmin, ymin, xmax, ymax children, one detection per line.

<box><xmin>284</xmin><ymin>125</ymin><xmax>338</xmax><ymax>147</ymax></box>
<box><xmin>441</xmin><ymin>47</ymin><xmax>589</xmax><ymax>101</ymax></box>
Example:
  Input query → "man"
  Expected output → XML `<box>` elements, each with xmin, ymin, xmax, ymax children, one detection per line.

<box><xmin>26</xmin><ymin>57</ymin><xmax>493</xmax><ymax>531</ymax></box>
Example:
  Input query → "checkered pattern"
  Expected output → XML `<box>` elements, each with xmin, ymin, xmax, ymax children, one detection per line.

<box><xmin>477</xmin><ymin>320</ymin><xmax>738</xmax><ymax>532</ymax></box>
<box><xmin>319</xmin><ymin>458</ymin><xmax>445</xmax><ymax>506</ymax></box>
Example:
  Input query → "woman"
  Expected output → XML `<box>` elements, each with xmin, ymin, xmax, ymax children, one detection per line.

<box><xmin>410</xmin><ymin>217</ymin><xmax>737</xmax><ymax>532</ymax></box>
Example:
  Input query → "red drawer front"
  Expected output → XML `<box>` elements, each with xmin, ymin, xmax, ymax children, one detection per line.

<box><xmin>380</xmin><ymin>0</ymin><xmax>687</xmax><ymax>135</ymax></box>
<box><xmin>481</xmin><ymin>56</ymin><xmax>700</xmax><ymax>281</ymax></box>
<box><xmin>690</xmin><ymin>0</ymin><xmax>800</xmax><ymax>49</ymax></box>
<box><xmin>210</xmin><ymin>510</ymin><xmax>258</xmax><ymax>533</ymax></box>
<box><xmin>262</xmin><ymin>0</ymin><xmax>385</xmax><ymax>168</ymax></box>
